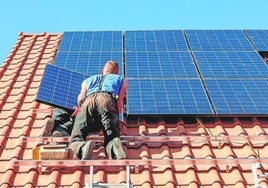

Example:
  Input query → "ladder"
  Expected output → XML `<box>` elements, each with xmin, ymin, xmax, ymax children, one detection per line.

<box><xmin>20</xmin><ymin>135</ymin><xmax>268</xmax><ymax>187</ymax></box>
<box><xmin>86</xmin><ymin>165</ymin><xmax>133</xmax><ymax>188</ymax></box>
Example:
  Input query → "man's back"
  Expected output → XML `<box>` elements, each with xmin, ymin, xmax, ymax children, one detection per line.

<box><xmin>85</xmin><ymin>74</ymin><xmax>124</xmax><ymax>97</ymax></box>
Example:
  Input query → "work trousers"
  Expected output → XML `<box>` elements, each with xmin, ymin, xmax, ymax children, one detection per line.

<box><xmin>52</xmin><ymin>108</ymin><xmax>74</xmax><ymax>135</ymax></box>
<box><xmin>69</xmin><ymin>92</ymin><xmax>120</xmax><ymax>159</ymax></box>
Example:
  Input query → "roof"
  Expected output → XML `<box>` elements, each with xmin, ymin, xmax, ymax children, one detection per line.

<box><xmin>1</xmin><ymin>32</ymin><xmax>268</xmax><ymax>187</ymax></box>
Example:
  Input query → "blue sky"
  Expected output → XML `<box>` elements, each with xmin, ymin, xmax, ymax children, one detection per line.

<box><xmin>0</xmin><ymin>0</ymin><xmax>268</xmax><ymax>64</ymax></box>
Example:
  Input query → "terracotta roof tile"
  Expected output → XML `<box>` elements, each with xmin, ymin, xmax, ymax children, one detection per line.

<box><xmin>1</xmin><ymin>32</ymin><xmax>268</xmax><ymax>187</ymax></box>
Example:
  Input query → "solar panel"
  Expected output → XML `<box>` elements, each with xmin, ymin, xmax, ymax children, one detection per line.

<box><xmin>204</xmin><ymin>79</ymin><xmax>268</xmax><ymax>115</ymax></box>
<box><xmin>126</xmin><ymin>79</ymin><xmax>214</xmax><ymax>115</ymax></box>
<box><xmin>36</xmin><ymin>64</ymin><xmax>88</xmax><ymax>110</ymax></box>
<box><xmin>185</xmin><ymin>30</ymin><xmax>255</xmax><ymax>51</ymax></box>
<box><xmin>245</xmin><ymin>30</ymin><xmax>268</xmax><ymax>51</ymax></box>
<box><xmin>125</xmin><ymin>30</ymin><xmax>189</xmax><ymax>52</ymax></box>
<box><xmin>125</xmin><ymin>51</ymin><xmax>199</xmax><ymax>78</ymax></box>
<box><xmin>58</xmin><ymin>31</ymin><xmax>123</xmax><ymax>52</ymax></box>
<box><xmin>53</xmin><ymin>51</ymin><xmax>123</xmax><ymax>75</ymax></box>
<box><xmin>54</xmin><ymin>31</ymin><xmax>123</xmax><ymax>75</ymax></box>
<box><xmin>192</xmin><ymin>51</ymin><xmax>268</xmax><ymax>78</ymax></box>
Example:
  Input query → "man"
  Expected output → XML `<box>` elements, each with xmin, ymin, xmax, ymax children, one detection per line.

<box><xmin>68</xmin><ymin>60</ymin><xmax>128</xmax><ymax>160</ymax></box>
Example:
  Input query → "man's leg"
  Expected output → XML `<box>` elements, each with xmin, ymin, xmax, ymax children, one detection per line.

<box><xmin>52</xmin><ymin>119</ymin><xmax>73</xmax><ymax>137</ymax></box>
<box><xmin>42</xmin><ymin>108</ymin><xmax>71</xmax><ymax>136</ymax></box>
<box><xmin>98</xmin><ymin>95</ymin><xmax>125</xmax><ymax>159</ymax></box>
<box><xmin>42</xmin><ymin>108</ymin><xmax>73</xmax><ymax>136</ymax></box>
<box><xmin>69</xmin><ymin>100</ymin><xmax>95</xmax><ymax>160</ymax></box>
<box><xmin>52</xmin><ymin>108</ymin><xmax>74</xmax><ymax>136</ymax></box>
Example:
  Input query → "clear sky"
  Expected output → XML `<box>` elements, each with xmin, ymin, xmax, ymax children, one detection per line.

<box><xmin>0</xmin><ymin>0</ymin><xmax>268</xmax><ymax>64</ymax></box>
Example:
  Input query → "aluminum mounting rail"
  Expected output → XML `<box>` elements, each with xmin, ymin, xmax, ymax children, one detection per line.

<box><xmin>22</xmin><ymin>135</ymin><xmax>268</xmax><ymax>143</ymax></box>
<box><xmin>13</xmin><ymin>158</ymin><xmax>268</xmax><ymax>167</ymax></box>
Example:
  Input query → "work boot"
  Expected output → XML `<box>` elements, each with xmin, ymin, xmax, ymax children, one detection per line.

<box><xmin>52</xmin><ymin>126</ymin><xmax>69</xmax><ymax>137</ymax></box>
<box><xmin>106</xmin><ymin>137</ymin><xmax>126</xmax><ymax>160</ymax></box>
<box><xmin>81</xmin><ymin>141</ymin><xmax>96</xmax><ymax>160</ymax></box>
<box><xmin>42</xmin><ymin>118</ymin><xmax>54</xmax><ymax>137</ymax></box>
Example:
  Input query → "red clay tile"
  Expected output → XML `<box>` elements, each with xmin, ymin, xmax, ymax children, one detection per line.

<box><xmin>220</xmin><ymin>168</ymin><xmax>247</xmax><ymax>186</ymax></box>
<box><xmin>173</xmin><ymin>168</ymin><xmax>199</xmax><ymax>187</ymax></box>
<box><xmin>0</xmin><ymin>167</ymin><xmax>16</xmax><ymax>187</ymax></box>
<box><xmin>198</xmin><ymin>168</ymin><xmax>222</xmax><ymax>186</ymax></box>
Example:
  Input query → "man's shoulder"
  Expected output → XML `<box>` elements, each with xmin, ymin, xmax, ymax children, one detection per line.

<box><xmin>107</xmin><ymin>74</ymin><xmax>124</xmax><ymax>79</ymax></box>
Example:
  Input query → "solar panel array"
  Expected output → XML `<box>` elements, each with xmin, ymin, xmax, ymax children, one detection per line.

<box><xmin>125</xmin><ymin>30</ymin><xmax>214</xmax><ymax>115</ymax></box>
<box><xmin>186</xmin><ymin>30</ymin><xmax>268</xmax><ymax>115</ymax></box>
<box><xmin>36</xmin><ymin>30</ymin><xmax>268</xmax><ymax>116</ymax></box>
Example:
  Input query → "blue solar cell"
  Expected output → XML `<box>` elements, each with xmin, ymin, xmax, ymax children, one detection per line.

<box><xmin>126</xmin><ymin>79</ymin><xmax>214</xmax><ymax>115</ymax></box>
<box><xmin>125</xmin><ymin>30</ymin><xmax>189</xmax><ymax>51</ymax></box>
<box><xmin>125</xmin><ymin>51</ymin><xmax>198</xmax><ymax>78</ymax></box>
<box><xmin>185</xmin><ymin>30</ymin><xmax>255</xmax><ymax>51</ymax></box>
<box><xmin>245</xmin><ymin>30</ymin><xmax>268</xmax><ymax>51</ymax></box>
<box><xmin>36</xmin><ymin>64</ymin><xmax>89</xmax><ymax>110</ymax></box>
<box><xmin>193</xmin><ymin>51</ymin><xmax>268</xmax><ymax>78</ymax></box>
<box><xmin>204</xmin><ymin>79</ymin><xmax>268</xmax><ymax>115</ymax></box>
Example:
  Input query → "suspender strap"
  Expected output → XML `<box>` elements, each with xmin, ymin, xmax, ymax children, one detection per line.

<box><xmin>98</xmin><ymin>74</ymin><xmax>106</xmax><ymax>91</ymax></box>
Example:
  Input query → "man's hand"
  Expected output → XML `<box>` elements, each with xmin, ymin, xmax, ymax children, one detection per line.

<box><xmin>71</xmin><ymin>106</ymin><xmax>80</xmax><ymax>117</ymax></box>
<box><xmin>119</xmin><ymin>120</ymin><xmax>126</xmax><ymax>128</ymax></box>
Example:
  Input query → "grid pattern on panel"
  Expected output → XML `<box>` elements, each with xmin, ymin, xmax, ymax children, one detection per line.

<box><xmin>53</xmin><ymin>51</ymin><xmax>122</xmax><ymax>75</ymax></box>
<box><xmin>125</xmin><ymin>51</ymin><xmax>199</xmax><ymax>79</ymax></box>
<box><xmin>125</xmin><ymin>30</ymin><xmax>189</xmax><ymax>52</ymax></box>
<box><xmin>245</xmin><ymin>30</ymin><xmax>268</xmax><ymax>51</ymax></box>
<box><xmin>185</xmin><ymin>30</ymin><xmax>255</xmax><ymax>51</ymax></box>
<box><xmin>205</xmin><ymin>79</ymin><xmax>268</xmax><ymax>115</ymax></box>
<box><xmin>58</xmin><ymin>31</ymin><xmax>122</xmax><ymax>52</ymax></box>
<box><xmin>192</xmin><ymin>51</ymin><xmax>268</xmax><ymax>78</ymax></box>
<box><xmin>36</xmin><ymin>64</ymin><xmax>88</xmax><ymax>110</ymax></box>
<box><xmin>127</xmin><ymin>79</ymin><xmax>214</xmax><ymax>115</ymax></box>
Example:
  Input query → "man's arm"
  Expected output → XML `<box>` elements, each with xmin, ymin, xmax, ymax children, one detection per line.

<box><xmin>77</xmin><ymin>80</ymin><xmax>87</xmax><ymax>106</ymax></box>
<box><xmin>117</xmin><ymin>79</ymin><xmax>128</xmax><ymax>113</ymax></box>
